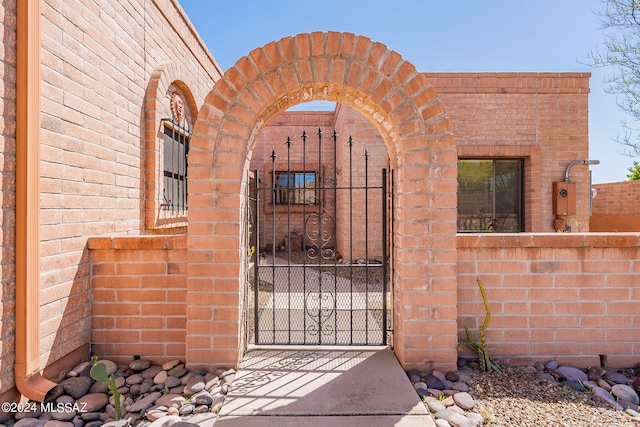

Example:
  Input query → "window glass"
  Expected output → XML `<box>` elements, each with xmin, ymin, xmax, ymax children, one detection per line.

<box><xmin>274</xmin><ymin>171</ymin><xmax>316</xmax><ymax>205</ymax></box>
<box><xmin>163</xmin><ymin>126</ymin><xmax>189</xmax><ymax>213</ymax></box>
<box><xmin>457</xmin><ymin>159</ymin><xmax>523</xmax><ymax>232</ymax></box>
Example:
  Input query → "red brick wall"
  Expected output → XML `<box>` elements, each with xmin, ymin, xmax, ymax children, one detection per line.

<box><xmin>33</xmin><ymin>0</ymin><xmax>219</xmax><ymax>390</ymax></box>
<box><xmin>424</xmin><ymin>73</ymin><xmax>591</xmax><ymax>232</ymax></box>
<box><xmin>458</xmin><ymin>233</ymin><xmax>640</xmax><ymax>368</ymax></box>
<box><xmin>591</xmin><ymin>181</ymin><xmax>640</xmax><ymax>231</ymax></box>
<box><xmin>88</xmin><ymin>232</ymin><xmax>640</xmax><ymax>369</ymax></box>
<box><xmin>250</xmin><ymin>111</ymin><xmax>336</xmax><ymax>252</ymax></box>
<box><xmin>334</xmin><ymin>105</ymin><xmax>389</xmax><ymax>261</ymax></box>
<box><xmin>89</xmin><ymin>236</ymin><xmax>187</xmax><ymax>364</ymax></box>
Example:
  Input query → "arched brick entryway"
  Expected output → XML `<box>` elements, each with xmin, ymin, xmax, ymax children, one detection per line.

<box><xmin>187</xmin><ymin>32</ymin><xmax>458</xmax><ymax>371</ymax></box>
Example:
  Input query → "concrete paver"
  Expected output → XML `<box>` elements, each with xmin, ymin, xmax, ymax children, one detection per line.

<box><xmin>215</xmin><ymin>347</ymin><xmax>435</xmax><ymax>426</ymax></box>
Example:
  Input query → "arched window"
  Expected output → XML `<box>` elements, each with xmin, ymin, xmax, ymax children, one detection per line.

<box><xmin>161</xmin><ymin>90</ymin><xmax>191</xmax><ymax>215</ymax></box>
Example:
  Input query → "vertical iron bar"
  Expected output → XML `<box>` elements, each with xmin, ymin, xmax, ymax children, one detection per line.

<box><xmin>301</xmin><ymin>130</ymin><xmax>307</xmax><ymax>344</ymax></box>
<box><xmin>347</xmin><ymin>135</ymin><xmax>354</xmax><ymax>344</ymax></box>
<box><xmin>253</xmin><ymin>169</ymin><xmax>260</xmax><ymax>344</ymax></box>
<box><xmin>270</xmin><ymin>149</ymin><xmax>277</xmax><ymax>344</ymax></box>
<box><xmin>171</xmin><ymin>124</ymin><xmax>176</xmax><ymax>214</ymax></box>
<box><xmin>332</xmin><ymin>129</ymin><xmax>338</xmax><ymax>344</ymax></box>
<box><xmin>364</xmin><ymin>149</ymin><xmax>370</xmax><ymax>343</ymax></box>
<box><xmin>286</xmin><ymin>136</ymin><xmax>292</xmax><ymax>344</ymax></box>
<box><xmin>317</xmin><ymin>128</ymin><xmax>323</xmax><ymax>344</ymax></box>
<box><xmin>381</xmin><ymin>168</ymin><xmax>388</xmax><ymax>345</ymax></box>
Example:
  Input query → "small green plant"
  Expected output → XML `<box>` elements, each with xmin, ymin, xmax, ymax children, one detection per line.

<box><xmin>460</xmin><ymin>279</ymin><xmax>502</xmax><ymax>373</ymax></box>
<box><xmin>90</xmin><ymin>357</ymin><xmax>122</xmax><ymax>420</ymax></box>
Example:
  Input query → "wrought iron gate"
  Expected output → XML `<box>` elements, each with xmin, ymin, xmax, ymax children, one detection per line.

<box><xmin>248</xmin><ymin>128</ymin><xmax>390</xmax><ymax>346</ymax></box>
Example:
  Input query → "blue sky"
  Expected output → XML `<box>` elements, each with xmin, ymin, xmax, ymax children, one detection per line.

<box><xmin>180</xmin><ymin>0</ymin><xmax>631</xmax><ymax>184</ymax></box>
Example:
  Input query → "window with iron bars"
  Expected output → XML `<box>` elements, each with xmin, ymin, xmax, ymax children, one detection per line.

<box><xmin>272</xmin><ymin>171</ymin><xmax>317</xmax><ymax>205</ymax></box>
<box><xmin>162</xmin><ymin>122</ymin><xmax>190</xmax><ymax>214</ymax></box>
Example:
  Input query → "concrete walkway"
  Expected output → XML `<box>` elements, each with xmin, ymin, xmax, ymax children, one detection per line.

<box><xmin>215</xmin><ymin>347</ymin><xmax>435</xmax><ymax>427</ymax></box>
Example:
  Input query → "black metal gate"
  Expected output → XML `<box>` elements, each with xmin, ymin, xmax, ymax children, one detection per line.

<box><xmin>248</xmin><ymin>129</ymin><xmax>389</xmax><ymax>346</ymax></box>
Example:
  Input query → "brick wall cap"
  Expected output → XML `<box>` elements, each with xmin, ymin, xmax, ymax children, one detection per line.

<box><xmin>457</xmin><ymin>232</ymin><xmax>640</xmax><ymax>248</ymax></box>
<box><xmin>88</xmin><ymin>236</ymin><xmax>187</xmax><ymax>250</ymax></box>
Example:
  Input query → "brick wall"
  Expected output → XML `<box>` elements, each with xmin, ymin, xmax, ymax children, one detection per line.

<box><xmin>424</xmin><ymin>73</ymin><xmax>591</xmax><ymax>232</ymax></box>
<box><xmin>89</xmin><ymin>236</ymin><xmax>187</xmax><ymax>364</ymax></box>
<box><xmin>87</xmin><ymin>232</ymin><xmax>640</xmax><ymax>369</ymax></box>
<box><xmin>458</xmin><ymin>233</ymin><xmax>640</xmax><ymax>368</ymax></box>
<box><xmin>250</xmin><ymin>111</ymin><xmax>336</xmax><ymax>253</ymax></box>
<box><xmin>591</xmin><ymin>180</ymin><xmax>640</xmax><ymax>231</ymax></box>
<box><xmin>29</xmin><ymin>0</ymin><xmax>219</xmax><ymax>394</ymax></box>
<box><xmin>251</xmin><ymin>107</ymin><xmax>389</xmax><ymax>261</ymax></box>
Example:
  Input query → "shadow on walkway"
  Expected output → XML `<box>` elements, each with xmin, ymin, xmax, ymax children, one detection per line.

<box><xmin>215</xmin><ymin>347</ymin><xmax>434</xmax><ymax>426</ymax></box>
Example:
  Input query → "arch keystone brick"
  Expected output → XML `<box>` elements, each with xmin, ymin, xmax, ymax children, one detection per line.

<box><xmin>187</xmin><ymin>32</ymin><xmax>456</xmax><ymax>370</ymax></box>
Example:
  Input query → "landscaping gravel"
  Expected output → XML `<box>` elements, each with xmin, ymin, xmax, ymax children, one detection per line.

<box><xmin>409</xmin><ymin>360</ymin><xmax>640</xmax><ymax>427</ymax></box>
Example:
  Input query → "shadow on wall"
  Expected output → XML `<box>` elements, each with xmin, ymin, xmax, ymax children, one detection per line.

<box><xmin>41</xmin><ymin>244</ymin><xmax>92</xmax><ymax>383</ymax></box>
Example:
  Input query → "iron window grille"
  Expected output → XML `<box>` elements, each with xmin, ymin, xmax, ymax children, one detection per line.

<box><xmin>162</xmin><ymin>119</ymin><xmax>190</xmax><ymax>214</ymax></box>
<box><xmin>272</xmin><ymin>171</ymin><xmax>317</xmax><ymax>205</ymax></box>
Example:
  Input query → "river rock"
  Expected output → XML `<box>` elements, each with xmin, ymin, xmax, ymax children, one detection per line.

<box><xmin>145</xmin><ymin>408</ymin><xmax>168</xmax><ymax>421</ymax></box>
<box><xmin>611</xmin><ymin>384</ymin><xmax>639</xmax><ymax>404</ymax></box>
<box><xmin>67</xmin><ymin>362</ymin><xmax>92</xmax><ymax>378</ymax></box>
<box><xmin>126</xmin><ymin>374</ymin><xmax>144</xmax><ymax>385</ymax></box>
<box><xmin>592</xmin><ymin>387</ymin><xmax>623</xmax><ymax>410</ymax></box>
<box><xmin>114</xmin><ymin>376</ymin><xmax>126</xmax><ymax>388</ymax></box>
<box><xmin>165</xmin><ymin>376</ymin><xmax>182</xmax><ymax>388</ymax></box>
<box><xmin>452</xmin><ymin>392</ymin><xmax>474</xmax><ymax>410</ymax></box>
<box><xmin>143</xmin><ymin>365</ymin><xmax>163</xmax><ymax>379</ymax></box>
<box><xmin>127</xmin><ymin>392</ymin><xmax>162</xmax><ymax>413</ymax></box>
<box><xmin>97</xmin><ymin>360</ymin><xmax>118</xmax><ymax>375</ymax></box>
<box><xmin>60</xmin><ymin>377</ymin><xmax>93</xmax><ymax>399</ymax></box>
<box><xmin>153</xmin><ymin>370</ymin><xmax>168</xmax><ymax>385</ymax></box>
<box><xmin>424</xmin><ymin>374</ymin><xmax>446</xmax><ymax>390</ymax></box>
<box><xmin>128</xmin><ymin>359</ymin><xmax>151</xmax><ymax>371</ymax></box>
<box><xmin>14</xmin><ymin>419</ymin><xmax>45</xmax><ymax>427</ymax></box>
<box><xmin>565</xmin><ymin>380</ymin><xmax>587</xmax><ymax>392</ymax></box>
<box><xmin>185</xmin><ymin>373</ymin><xmax>205</xmax><ymax>395</ymax></box>
<box><xmin>193</xmin><ymin>391</ymin><xmax>214</xmax><ymax>406</ymax></box>
<box><xmin>545</xmin><ymin>360</ymin><xmax>559</xmax><ymax>370</ymax></box>
<box><xmin>89</xmin><ymin>380</ymin><xmax>108</xmax><ymax>394</ymax></box>
<box><xmin>155</xmin><ymin>394</ymin><xmax>185</xmax><ymax>409</ymax></box>
<box><xmin>210</xmin><ymin>395</ymin><xmax>225</xmax><ymax>413</ymax></box>
<box><xmin>76</xmin><ymin>393</ymin><xmax>109</xmax><ymax>412</ymax></box>
<box><xmin>451</xmin><ymin>382</ymin><xmax>470</xmax><ymax>392</ymax></box>
<box><xmin>43</xmin><ymin>421</ymin><xmax>74</xmax><ymax>427</ymax></box>
<box><xmin>448</xmin><ymin>412</ymin><xmax>474</xmax><ymax>427</ymax></box>
<box><xmin>434</xmin><ymin>408</ymin><xmax>450</xmax><ymax>420</ymax></box>
<box><xmin>178</xmin><ymin>403</ymin><xmax>195</xmax><ymax>415</ymax></box>
<box><xmin>556</xmin><ymin>366</ymin><xmax>588</xmax><ymax>382</ymax></box>
<box><xmin>427</xmin><ymin>399</ymin><xmax>445</xmax><ymax>413</ymax></box>
<box><xmin>168</xmin><ymin>365</ymin><xmax>187</xmax><ymax>378</ymax></box>
<box><xmin>435</xmin><ymin>420</ymin><xmax>451</xmax><ymax>427</ymax></box>
<box><xmin>605</xmin><ymin>371</ymin><xmax>629</xmax><ymax>385</ymax></box>
<box><xmin>597</xmin><ymin>378</ymin><xmax>612</xmax><ymax>391</ymax></box>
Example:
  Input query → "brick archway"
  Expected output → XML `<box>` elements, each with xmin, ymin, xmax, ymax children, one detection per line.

<box><xmin>187</xmin><ymin>32</ymin><xmax>458</xmax><ymax>371</ymax></box>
